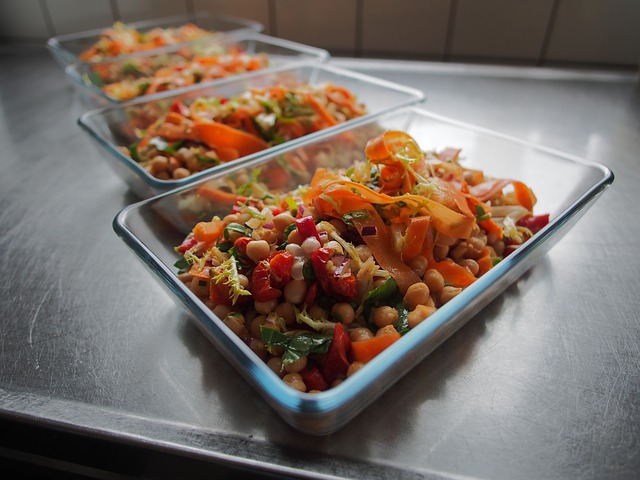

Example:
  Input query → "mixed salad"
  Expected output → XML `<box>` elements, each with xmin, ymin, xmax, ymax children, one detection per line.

<box><xmin>86</xmin><ymin>45</ymin><xmax>270</xmax><ymax>101</ymax></box>
<box><xmin>79</xmin><ymin>22</ymin><xmax>214</xmax><ymax>62</ymax></box>
<box><xmin>173</xmin><ymin>130</ymin><xmax>549</xmax><ymax>392</ymax></box>
<box><xmin>121</xmin><ymin>84</ymin><xmax>367</xmax><ymax>180</ymax></box>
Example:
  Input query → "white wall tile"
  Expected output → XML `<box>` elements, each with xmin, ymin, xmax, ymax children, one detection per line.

<box><xmin>362</xmin><ymin>0</ymin><xmax>451</xmax><ymax>58</ymax></box>
<box><xmin>115</xmin><ymin>0</ymin><xmax>189</xmax><ymax>23</ymax></box>
<box><xmin>0</xmin><ymin>0</ymin><xmax>50</xmax><ymax>39</ymax></box>
<box><xmin>274</xmin><ymin>0</ymin><xmax>357</xmax><ymax>54</ymax></box>
<box><xmin>546</xmin><ymin>0</ymin><xmax>640</xmax><ymax>65</ymax></box>
<box><xmin>45</xmin><ymin>0</ymin><xmax>115</xmax><ymax>35</ymax></box>
<box><xmin>451</xmin><ymin>0</ymin><xmax>555</xmax><ymax>61</ymax></box>
<box><xmin>193</xmin><ymin>0</ymin><xmax>271</xmax><ymax>34</ymax></box>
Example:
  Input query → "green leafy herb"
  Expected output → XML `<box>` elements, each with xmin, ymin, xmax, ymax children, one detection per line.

<box><xmin>475</xmin><ymin>204</ymin><xmax>491</xmax><ymax>221</ymax></box>
<box><xmin>217</xmin><ymin>240</ymin><xmax>233</xmax><ymax>253</ymax></box>
<box><xmin>148</xmin><ymin>136</ymin><xmax>183</xmax><ymax>154</ymax></box>
<box><xmin>128</xmin><ymin>143</ymin><xmax>140</xmax><ymax>162</ymax></box>
<box><xmin>342</xmin><ymin>210</ymin><xmax>370</xmax><ymax>227</ymax></box>
<box><xmin>283</xmin><ymin>223</ymin><xmax>297</xmax><ymax>240</ymax></box>
<box><xmin>260</xmin><ymin>326</ymin><xmax>332</xmax><ymax>366</ymax></box>
<box><xmin>174</xmin><ymin>258</ymin><xmax>191</xmax><ymax>274</ymax></box>
<box><xmin>196</xmin><ymin>154</ymin><xmax>219</xmax><ymax>165</ymax></box>
<box><xmin>302</xmin><ymin>259</ymin><xmax>316</xmax><ymax>281</ymax></box>
<box><xmin>224</xmin><ymin>222</ymin><xmax>252</xmax><ymax>241</ymax></box>
<box><xmin>362</xmin><ymin>278</ymin><xmax>400</xmax><ymax>320</ymax></box>
<box><xmin>122</xmin><ymin>63</ymin><xmax>142</xmax><ymax>75</ymax></box>
<box><xmin>394</xmin><ymin>303</ymin><xmax>410</xmax><ymax>335</ymax></box>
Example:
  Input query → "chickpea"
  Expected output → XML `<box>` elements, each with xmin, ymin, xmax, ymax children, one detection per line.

<box><xmin>223</xmin><ymin>213</ymin><xmax>239</xmax><ymax>224</ymax></box>
<box><xmin>376</xmin><ymin>325</ymin><xmax>398</xmax><ymax>337</ymax></box>
<box><xmin>450</xmin><ymin>242</ymin><xmax>468</xmax><ymax>260</ymax></box>
<box><xmin>332</xmin><ymin>303</ymin><xmax>355</xmax><ymax>324</ymax></box>
<box><xmin>287</xmin><ymin>230</ymin><xmax>303</xmax><ymax>246</ymax></box>
<box><xmin>283</xmin><ymin>373</ymin><xmax>306</xmax><ymax>392</ymax></box>
<box><xmin>237</xmin><ymin>274</ymin><xmax>249</xmax><ymax>290</ymax></box>
<box><xmin>301</xmin><ymin>236</ymin><xmax>321</xmax><ymax>256</ymax></box>
<box><xmin>423</xmin><ymin>269</ymin><xmax>445</xmax><ymax>292</ymax></box>
<box><xmin>350</xmin><ymin>327</ymin><xmax>374</xmax><ymax>342</ymax></box>
<box><xmin>408</xmin><ymin>255</ymin><xmax>428</xmax><ymax>278</ymax></box>
<box><xmin>433</xmin><ymin>244</ymin><xmax>448</xmax><ymax>261</ymax></box>
<box><xmin>155</xmin><ymin>171</ymin><xmax>170</xmax><ymax>180</ymax></box>
<box><xmin>324</xmin><ymin>240</ymin><xmax>343</xmax><ymax>255</ymax></box>
<box><xmin>249</xmin><ymin>315</ymin><xmax>266</xmax><ymax>338</ymax></box>
<box><xmin>309</xmin><ymin>303</ymin><xmax>325</xmax><ymax>320</ymax></box>
<box><xmin>284</xmin><ymin>279</ymin><xmax>307</xmax><ymax>304</ymax></box>
<box><xmin>372</xmin><ymin>277</ymin><xmax>388</xmax><ymax>288</ymax></box>
<box><xmin>492</xmin><ymin>240</ymin><xmax>505</xmax><ymax>256</ymax></box>
<box><xmin>274</xmin><ymin>302</ymin><xmax>296</xmax><ymax>325</ymax></box>
<box><xmin>255</xmin><ymin>299</ymin><xmax>278</xmax><ymax>315</ymax></box>
<box><xmin>372</xmin><ymin>306</ymin><xmax>399</xmax><ymax>328</ymax></box>
<box><xmin>347</xmin><ymin>361</ymin><xmax>365</xmax><ymax>377</ymax></box>
<box><xmin>150</xmin><ymin>155</ymin><xmax>169</xmax><ymax>174</ymax></box>
<box><xmin>435</xmin><ymin>233</ymin><xmax>457</xmax><ymax>247</ymax></box>
<box><xmin>468</xmin><ymin>235</ymin><xmax>487</xmax><ymax>253</ymax></box>
<box><xmin>403</xmin><ymin>282</ymin><xmax>431</xmax><ymax>310</ymax></box>
<box><xmin>407</xmin><ymin>305</ymin><xmax>436</xmax><ymax>329</ymax></box>
<box><xmin>273</xmin><ymin>212</ymin><xmax>296</xmax><ymax>232</ymax></box>
<box><xmin>459</xmin><ymin>258</ymin><xmax>480</xmax><ymax>276</ymax></box>
<box><xmin>212</xmin><ymin>304</ymin><xmax>232</xmax><ymax>319</ymax></box>
<box><xmin>189</xmin><ymin>277</ymin><xmax>208</xmax><ymax>298</ymax></box>
<box><xmin>167</xmin><ymin>156</ymin><xmax>181</xmax><ymax>173</ymax></box>
<box><xmin>284</xmin><ymin>356</ymin><xmax>307</xmax><ymax>373</ymax></box>
<box><xmin>267</xmin><ymin>357</ymin><xmax>284</xmax><ymax>377</ymax></box>
<box><xmin>246</xmin><ymin>240</ymin><xmax>271</xmax><ymax>263</ymax></box>
<box><xmin>290</xmin><ymin>259</ymin><xmax>305</xmax><ymax>281</ymax></box>
<box><xmin>172</xmin><ymin>167</ymin><xmax>191</xmax><ymax>179</ymax></box>
<box><xmin>285</xmin><ymin>244</ymin><xmax>303</xmax><ymax>257</ymax></box>
<box><xmin>249</xmin><ymin>338</ymin><xmax>268</xmax><ymax>361</ymax></box>
<box><xmin>439</xmin><ymin>286</ymin><xmax>462</xmax><ymax>305</ymax></box>
<box><xmin>223</xmin><ymin>312</ymin><xmax>245</xmax><ymax>336</ymax></box>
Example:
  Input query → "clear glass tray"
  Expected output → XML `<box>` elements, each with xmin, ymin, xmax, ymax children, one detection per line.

<box><xmin>113</xmin><ymin>108</ymin><xmax>613</xmax><ymax>435</ymax></box>
<box><xmin>46</xmin><ymin>12</ymin><xmax>263</xmax><ymax>68</ymax></box>
<box><xmin>78</xmin><ymin>64</ymin><xmax>425</xmax><ymax>198</ymax></box>
<box><xmin>65</xmin><ymin>32</ymin><xmax>329</xmax><ymax>107</ymax></box>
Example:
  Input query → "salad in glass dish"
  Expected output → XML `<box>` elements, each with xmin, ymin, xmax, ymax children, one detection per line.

<box><xmin>172</xmin><ymin>130</ymin><xmax>549</xmax><ymax>392</ymax></box>
<box><xmin>120</xmin><ymin>83</ymin><xmax>367</xmax><ymax>180</ymax></box>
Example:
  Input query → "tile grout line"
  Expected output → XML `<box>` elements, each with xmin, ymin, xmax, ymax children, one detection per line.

<box><xmin>443</xmin><ymin>0</ymin><xmax>458</xmax><ymax>62</ymax></box>
<box><xmin>538</xmin><ymin>0</ymin><xmax>561</xmax><ymax>67</ymax></box>
<box><xmin>37</xmin><ymin>0</ymin><xmax>55</xmax><ymax>37</ymax></box>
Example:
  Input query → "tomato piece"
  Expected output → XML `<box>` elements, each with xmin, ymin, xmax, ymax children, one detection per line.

<box><xmin>177</xmin><ymin>236</ymin><xmax>197</xmax><ymax>253</ymax></box>
<box><xmin>233</xmin><ymin>236</ymin><xmax>252</xmax><ymax>258</ymax></box>
<box><xmin>517</xmin><ymin>214</ymin><xmax>549</xmax><ymax>234</ymax></box>
<box><xmin>269</xmin><ymin>251</ymin><xmax>293</xmax><ymax>286</ymax></box>
<box><xmin>299</xmin><ymin>366</ymin><xmax>329</xmax><ymax>391</ymax></box>
<box><xmin>303</xmin><ymin>282</ymin><xmax>318</xmax><ymax>307</ymax></box>
<box><xmin>295</xmin><ymin>216</ymin><xmax>321</xmax><ymax>243</ymax></box>
<box><xmin>322</xmin><ymin>323</ymin><xmax>351</xmax><ymax>384</ymax></box>
<box><xmin>311</xmin><ymin>247</ymin><xmax>357</xmax><ymax>301</ymax></box>
<box><xmin>250</xmin><ymin>261</ymin><xmax>281</xmax><ymax>302</ymax></box>
<box><xmin>330</xmin><ymin>274</ymin><xmax>357</xmax><ymax>300</ymax></box>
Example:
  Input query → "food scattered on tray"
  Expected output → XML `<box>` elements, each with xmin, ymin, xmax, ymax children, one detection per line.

<box><xmin>120</xmin><ymin>84</ymin><xmax>367</xmax><ymax>179</ymax></box>
<box><xmin>172</xmin><ymin>130</ymin><xmax>550</xmax><ymax>392</ymax></box>
<box><xmin>79</xmin><ymin>21</ymin><xmax>215</xmax><ymax>62</ymax></box>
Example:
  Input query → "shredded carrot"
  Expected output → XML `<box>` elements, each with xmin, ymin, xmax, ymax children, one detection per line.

<box><xmin>351</xmin><ymin>331</ymin><xmax>402</xmax><ymax>363</ymax></box>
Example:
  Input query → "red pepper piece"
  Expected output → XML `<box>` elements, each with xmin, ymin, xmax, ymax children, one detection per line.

<box><xmin>303</xmin><ymin>282</ymin><xmax>318</xmax><ymax>307</ymax></box>
<box><xmin>299</xmin><ymin>366</ymin><xmax>329</xmax><ymax>391</ymax></box>
<box><xmin>517</xmin><ymin>214</ymin><xmax>549</xmax><ymax>234</ymax></box>
<box><xmin>269</xmin><ymin>251</ymin><xmax>293</xmax><ymax>287</ymax></box>
<box><xmin>177</xmin><ymin>236</ymin><xmax>197</xmax><ymax>253</ymax></box>
<box><xmin>321</xmin><ymin>323</ymin><xmax>351</xmax><ymax>384</ymax></box>
<box><xmin>311</xmin><ymin>247</ymin><xmax>358</xmax><ymax>301</ymax></box>
<box><xmin>295</xmin><ymin>216</ymin><xmax>321</xmax><ymax>244</ymax></box>
<box><xmin>250</xmin><ymin>261</ymin><xmax>281</xmax><ymax>302</ymax></box>
<box><xmin>169</xmin><ymin>99</ymin><xmax>189</xmax><ymax>116</ymax></box>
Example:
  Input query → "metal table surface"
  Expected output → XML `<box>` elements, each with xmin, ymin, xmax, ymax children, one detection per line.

<box><xmin>1</xmin><ymin>47</ymin><xmax>638</xmax><ymax>479</ymax></box>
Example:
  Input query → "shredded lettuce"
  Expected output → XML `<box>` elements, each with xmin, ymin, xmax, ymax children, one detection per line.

<box><xmin>211</xmin><ymin>257</ymin><xmax>251</xmax><ymax>304</ymax></box>
<box><xmin>294</xmin><ymin>306</ymin><xmax>336</xmax><ymax>332</ymax></box>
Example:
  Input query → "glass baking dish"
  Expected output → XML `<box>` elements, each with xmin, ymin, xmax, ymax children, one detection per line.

<box><xmin>113</xmin><ymin>107</ymin><xmax>613</xmax><ymax>434</ymax></box>
<box><xmin>47</xmin><ymin>12</ymin><xmax>263</xmax><ymax>68</ymax></box>
<box><xmin>78</xmin><ymin>64</ymin><xmax>425</xmax><ymax>199</ymax></box>
<box><xmin>65</xmin><ymin>32</ymin><xmax>329</xmax><ymax>107</ymax></box>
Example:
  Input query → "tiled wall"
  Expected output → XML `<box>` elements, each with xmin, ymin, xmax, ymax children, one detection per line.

<box><xmin>1</xmin><ymin>0</ymin><xmax>638</xmax><ymax>68</ymax></box>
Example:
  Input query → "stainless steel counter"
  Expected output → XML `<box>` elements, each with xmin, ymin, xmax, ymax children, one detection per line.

<box><xmin>1</xmin><ymin>47</ymin><xmax>639</xmax><ymax>479</ymax></box>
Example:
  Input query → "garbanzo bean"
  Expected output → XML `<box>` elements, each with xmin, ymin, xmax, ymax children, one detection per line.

<box><xmin>274</xmin><ymin>302</ymin><xmax>296</xmax><ymax>325</ymax></box>
<box><xmin>403</xmin><ymin>282</ymin><xmax>431</xmax><ymax>310</ymax></box>
<box><xmin>409</xmin><ymin>255</ymin><xmax>428</xmax><ymax>278</ymax></box>
<box><xmin>439</xmin><ymin>286</ymin><xmax>462</xmax><ymax>305</ymax></box>
<box><xmin>246</xmin><ymin>239</ymin><xmax>270</xmax><ymax>263</ymax></box>
<box><xmin>423</xmin><ymin>269</ymin><xmax>445</xmax><ymax>292</ymax></box>
<box><xmin>284</xmin><ymin>279</ymin><xmax>307</xmax><ymax>304</ymax></box>
<box><xmin>332</xmin><ymin>303</ymin><xmax>355</xmax><ymax>324</ymax></box>
<box><xmin>407</xmin><ymin>305</ymin><xmax>436</xmax><ymax>329</ymax></box>
<box><xmin>267</xmin><ymin>357</ymin><xmax>284</xmax><ymax>377</ymax></box>
<box><xmin>372</xmin><ymin>306</ymin><xmax>399</xmax><ymax>328</ymax></box>
<box><xmin>273</xmin><ymin>212</ymin><xmax>296</xmax><ymax>232</ymax></box>
<box><xmin>284</xmin><ymin>356</ymin><xmax>307</xmax><ymax>373</ymax></box>
<box><xmin>376</xmin><ymin>324</ymin><xmax>398</xmax><ymax>337</ymax></box>
<box><xmin>255</xmin><ymin>299</ymin><xmax>278</xmax><ymax>315</ymax></box>
<box><xmin>172</xmin><ymin>167</ymin><xmax>190</xmax><ymax>179</ymax></box>
<box><xmin>283</xmin><ymin>373</ymin><xmax>306</xmax><ymax>392</ymax></box>
<box><xmin>459</xmin><ymin>258</ymin><xmax>480</xmax><ymax>276</ymax></box>
<box><xmin>350</xmin><ymin>327</ymin><xmax>374</xmax><ymax>342</ymax></box>
<box><xmin>347</xmin><ymin>361</ymin><xmax>365</xmax><ymax>377</ymax></box>
<box><xmin>223</xmin><ymin>312</ymin><xmax>245</xmax><ymax>336</ymax></box>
